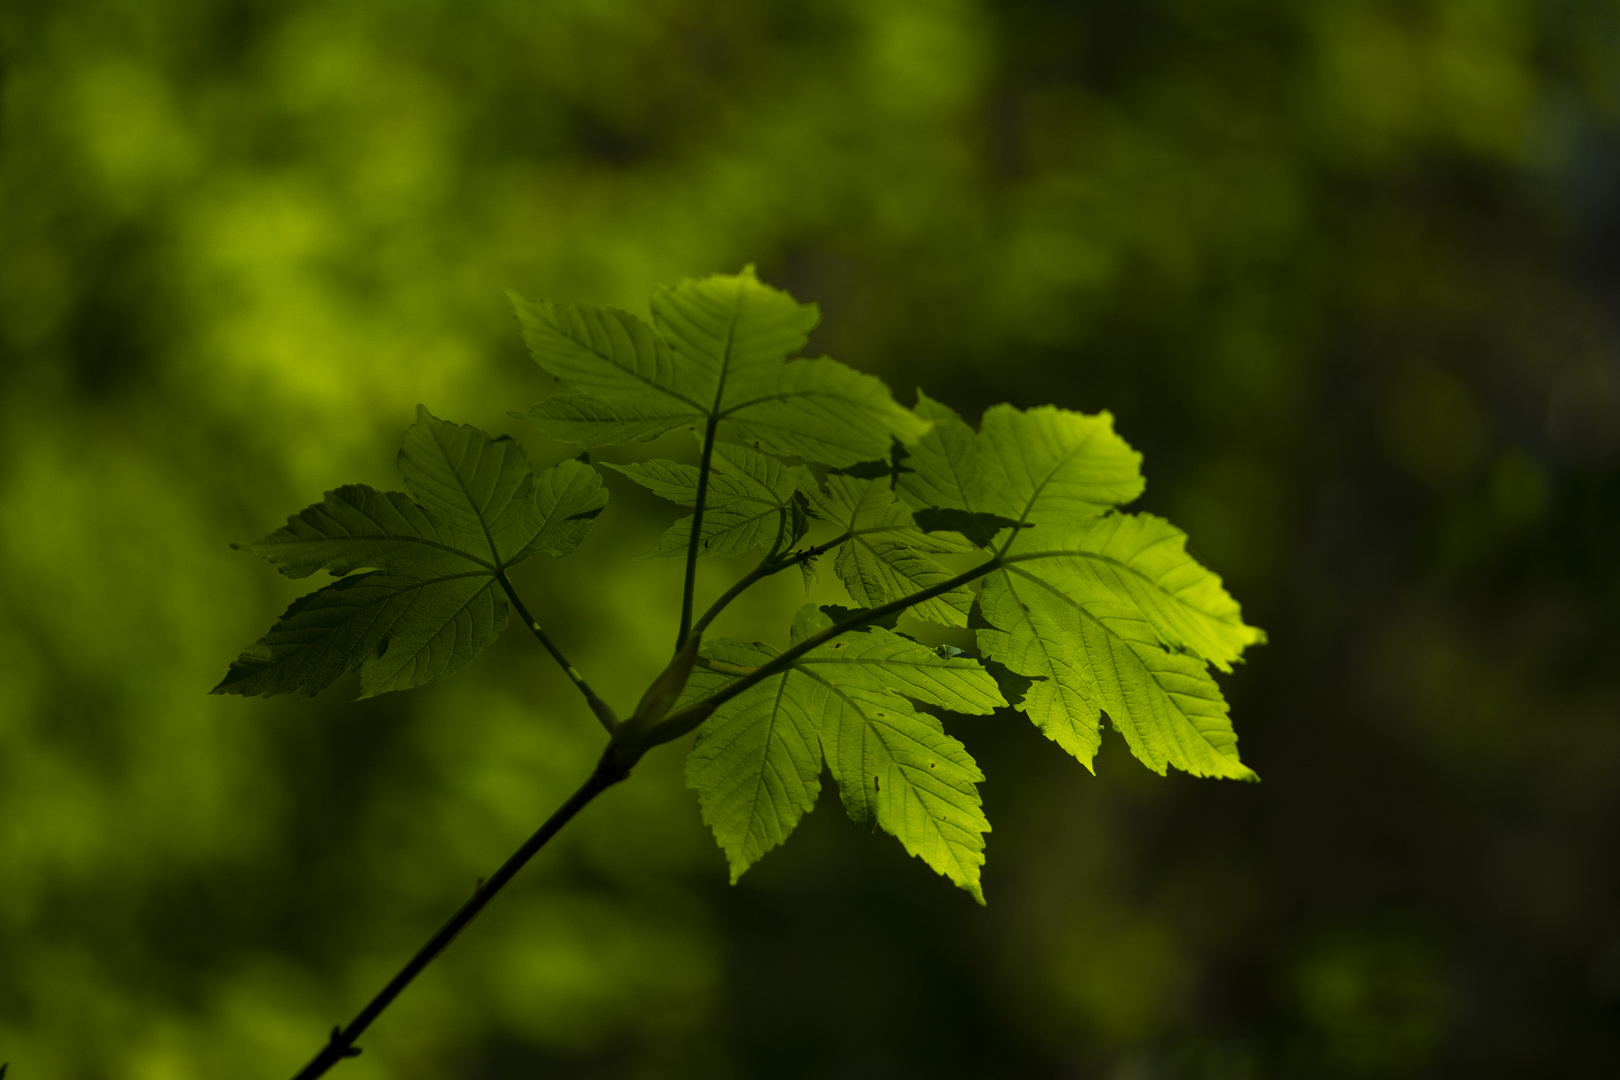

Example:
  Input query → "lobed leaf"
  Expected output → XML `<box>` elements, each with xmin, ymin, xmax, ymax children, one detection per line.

<box><xmin>400</xmin><ymin>405</ymin><xmax>604</xmax><ymax>565</ymax></box>
<box><xmin>221</xmin><ymin>271</ymin><xmax>1272</xmax><ymax>910</ymax></box>
<box><xmin>685</xmin><ymin>606</ymin><xmax>1002</xmax><ymax>901</ymax></box>
<box><xmin>213</xmin><ymin>571</ymin><xmax>506</xmax><ymax>699</ymax></box>
<box><xmin>216</xmin><ymin>409</ymin><xmax>605</xmax><ymax>698</ymax></box>
<box><xmin>999</xmin><ymin>511</ymin><xmax>1264</xmax><ymax>673</ymax></box>
<box><xmin>608</xmin><ymin>442</ymin><xmax>811</xmax><ymax>559</ymax></box>
<box><xmin>897</xmin><ymin>391</ymin><xmax>1145</xmax><ymax>535</ymax></box>
<box><xmin>980</xmin><ymin>569</ymin><xmax>1251</xmax><ymax>778</ymax></box>
<box><xmin>809</xmin><ymin>474</ymin><xmax>976</xmax><ymax>627</ymax></box>
<box><xmin>898</xmin><ymin>395</ymin><xmax>1261</xmax><ymax>779</ymax></box>
<box><xmin>236</xmin><ymin>484</ymin><xmax>486</xmax><ymax>580</ymax></box>
<box><xmin>513</xmin><ymin>267</ymin><xmax>928</xmax><ymax>466</ymax></box>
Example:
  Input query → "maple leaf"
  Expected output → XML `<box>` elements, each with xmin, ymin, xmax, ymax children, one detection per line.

<box><xmin>510</xmin><ymin>267</ymin><xmax>928</xmax><ymax>466</ymax></box>
<box><xmin>685</xmin><ymin>606</ymin><xmax>1004</xmax><ymax>901</ymax></box>
<box><xmin>214</xmin><ymin>408</ymin><xmax>604</xmax><ymax>698</ymax></box>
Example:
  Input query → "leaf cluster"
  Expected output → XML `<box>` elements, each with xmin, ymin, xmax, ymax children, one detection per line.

<box><xmin>219</xmin><ymin>268</ymin><xmax>1263</xmax><ymax>901</ymax></box>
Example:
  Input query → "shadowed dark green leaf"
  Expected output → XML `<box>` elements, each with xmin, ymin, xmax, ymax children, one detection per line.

<box><xmin>912</xmin><ymin>507</ymin><xmax>1025</xmax><ymax>549</ymax></box>
<box><xmin>216</xmin><ymin>410</ymin><xmax>606</xmax><ymax>698</ymax></box>
<box><xmin>213</xmin><ymin>570</ymin><xmax>506</xmax><ymax>699</ymax></box>
<box><xmin>606</xmin><ymin>441</ymin><xmax>811</xmax><ymax>559</ymax></box>
<box><xmin>818</xmin><ymin>603</ymin><xmax>903</xmax><ymax>631</ymax></box>
<box><xmin>233</xmin><ymin>484</ymin><xmax>486</xmax><ymax>580</ymax></box>
<box><xmin>400</xmin><ymin>405</ymin><xmax>604</xmax><ymax>565</ymax></box>
<box><xmin>828</xmin><ymin>439</ymin><xmax>910</xmax><ymax>484</ymax></box>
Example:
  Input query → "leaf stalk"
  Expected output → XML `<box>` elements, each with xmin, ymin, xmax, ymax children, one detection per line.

<box><xmin>646</xmin><ymin>555</ymin><xmax>1002</xmax><ymax>749</ymax></box>
<box><xmin>496</xmin><ymin>571</ymin><xmax>618</xmax><ymax>732</ymax></box>
<box><xmin>676</xmin><ymin>415</ymin><xmax>722</xmax><ymax>651</ymax></box>
<box><xmin>690</xmin><ymin>530</ymin><xmax>852</xmax><ymax>638</ymax></box>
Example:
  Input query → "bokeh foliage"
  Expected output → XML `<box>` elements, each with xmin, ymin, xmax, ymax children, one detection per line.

<box><xmin>2</xmin><ymin>0</ymin><xmax>1619</xmax><ymax>1076</ymax></box>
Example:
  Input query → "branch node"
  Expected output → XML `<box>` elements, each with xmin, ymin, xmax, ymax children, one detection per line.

<box><xmin>327</xmin><ymin>1028</ymin><xmax>363</xmax><ymax>1059</ymax></box>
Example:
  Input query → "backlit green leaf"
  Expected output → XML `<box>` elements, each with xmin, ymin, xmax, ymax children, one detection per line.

<box><xmin>899</xmin><ymin>396</ymin><xmax>1260</xmax><ymax>779</ymax></box>
<box><xmin>685</xmin><ymin>606</ymin><xmax>1002</xmax><ymax>900</ymax></box>
<box><xmin>1000</xmin><ymin>511</ymin><xmax>1265</xmax><ymax>673</ymax></box>
<box><xmin>809</xmin><ymin>473</ymin><xmax>976</xmax><ymax>627</ymax></box>
<box><xmin>897</xmin><ymin>391</ymin><xmax>1145</xmax><ymax>534</ymax></box>
<box><xmin>513</xmin><ymin>267</ymin><xmax>928</xmax><ymax>466</ymax></box>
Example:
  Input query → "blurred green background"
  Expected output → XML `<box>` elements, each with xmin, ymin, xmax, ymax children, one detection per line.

<box><xmin>3</xmin><ymin>0</ymin><xmax>1619</xmax><ymax>1076</ymax></box>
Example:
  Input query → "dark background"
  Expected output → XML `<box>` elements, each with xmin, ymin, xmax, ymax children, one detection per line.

<box><xmin>2</xmin><ymin>1</ymin><xmax>1618</xmax><ymax>1076</ymax></box>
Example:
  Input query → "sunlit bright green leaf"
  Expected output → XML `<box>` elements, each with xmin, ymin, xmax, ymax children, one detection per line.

<box><xmin>685</xmin><ymin>606</ymin><xmax>1002</xmax><ymax>901</ymax></box>
<box><xmin>898</xmin><ymin>391</ymin><xmax>1145</xmax><ymax>532</ymax></box>
<box><xmin>809</xmin><ymin>473</ymin><xmax>976</xmax><ymax>627</ymax></box>
<box><xmin>899</xmin><ymin>396</ymin><xmax>1260</xmax><ymax>779</ymax></box>
<box><xmin>513</xmin><ymin>268</ymin><xmax>928</xmax><ymax>466</ymax></box>
<box><xmin>1000</xmin><ymin>511</ymin><xmax>1265</xmax><ymax>673</ymax></box>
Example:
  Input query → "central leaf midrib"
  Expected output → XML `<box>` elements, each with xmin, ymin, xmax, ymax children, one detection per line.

<box><xmin>803</xmin><ymin>668</ymin><xmax>976</xmax><ymax>876</ymax></box>
<box><xmin>1001</xmin><ymin>564</ymin><xmax>1233</xmax><ymax>762</ymax></box>
<box><xmin>742</xmin><ymin>665</ymin><xmax>795</xmax><ymax>852</ymax></box>
<box><xmin>285</xmin><ymin>530</ymin><xmax>496</xmax><ymax>573</ymax></box>
<box><xmin>429</xmin><ymin>426</ymin><xmax>510</xmax><ymax>568</ymax></box>
<box><xmin>279</xmin><ymin>571</ymin><xmax>493</xmax><ymax>661</ymax></box>
<box><xmin>997</xmin><ymin>430</ymin><xmax>1104</xmax><ymax>558</ymax></box>
<box><xmin>1000</xmin><ymin>543</ymin><xmax>1231</xmax><ymax>626</ymax></box>
<box><xmin>567</xmin><ymin>310</ymin><xmax>708</xmax><ymax>413</ymax></box>
<box><xmin>715</xmin><ymin>384</ymin><xmax>855</xmax><ymax>417</ymax></box>
<box><xmin>796</xmin><ymin>654</ymin><xmax>994</xmax><ymax>713</ymax></box>
<box><xmin>366</xmin><ymin>574</ymin><xmax>499</xmax><ymax>683</ymax></box>
<box><xmin>703</xmin><ymin>284</ymin><xmax>746</xmax><ymax>421</ymax></box>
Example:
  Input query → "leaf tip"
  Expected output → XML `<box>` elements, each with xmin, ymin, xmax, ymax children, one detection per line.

<box><xmin>725</xmin><ymin>851</ymin><xmax>757</xmax><ymax>886</ymax></box>
<box><xmin>209</xmin><ymin>671</ymin><xmax>247</xmax><ymax>697</ymax></box>
<box><xmin>1227</xmin><ymin>760</ymin><xmax>1261</xmax><ymax>783</ymax></box>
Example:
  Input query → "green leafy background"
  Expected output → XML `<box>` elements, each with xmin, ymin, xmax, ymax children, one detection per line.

<box><xmin>2</xmin><ymin>0</ymin><xmax>1618</xmax><ymax>1076</ymax></box>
